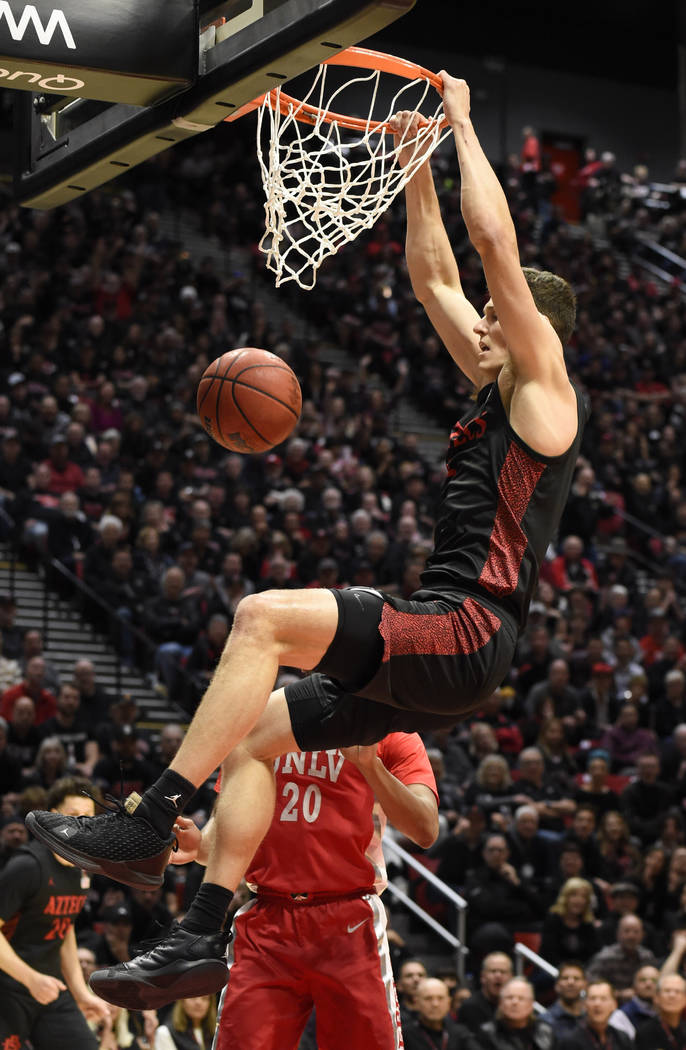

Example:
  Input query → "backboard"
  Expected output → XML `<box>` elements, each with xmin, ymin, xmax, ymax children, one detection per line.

<box><xmin>2</xmin><ymin>0</ymin><xmax>417</xmax><ymax>209</ymax></box>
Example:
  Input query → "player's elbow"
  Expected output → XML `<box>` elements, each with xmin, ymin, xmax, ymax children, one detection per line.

<box><xmin>411</xmin><ymin>276</ymin><xmax>456</xmax><ymax>311</ymax></box>
<box><xmin>414</xmin><ymin>807</ymin><xmax>440</xmax><ymax>849</ymax></box>
<box><xmin>408</xmin><ymin>269</ymin><xmax>438</xmax><ymax>305</ymax></box>
<box><xmin>470</xmin><ymin>226</ymin><xmax>517</xmax><ymax>260</ymax></box>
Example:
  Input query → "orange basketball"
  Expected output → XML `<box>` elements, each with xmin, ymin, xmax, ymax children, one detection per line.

<box><xmin>196</xmin><ymin>348</ymin><xmax>302</xmax><ymax>453</ymax></box>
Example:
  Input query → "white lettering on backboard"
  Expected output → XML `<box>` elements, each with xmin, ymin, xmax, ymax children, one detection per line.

<box><xmin>0</xmin><ymin>3</ymin><xmax>76</xmax><ymax>50</ymax></box>
<box><xmin>0</xmin><ymin>66</ymin><xmax>83</xmax><ymax>89</ymax></box>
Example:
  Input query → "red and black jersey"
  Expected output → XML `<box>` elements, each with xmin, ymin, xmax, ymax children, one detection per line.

<box><xmin>418</xmin><ymin>381</ymin><xmax>588</xmax><ymax>629</ymax></box>
<box><xmin>0</xmin><ymin>840</ymin><xmax>88</xmax><ymax>979</ymax></box>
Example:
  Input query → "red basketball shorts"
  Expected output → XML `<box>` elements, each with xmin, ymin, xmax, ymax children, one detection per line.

<box><xmin>214</xmin><ymin>892</ymin><xmax>403</xmax><ymax>1050</ymax></box>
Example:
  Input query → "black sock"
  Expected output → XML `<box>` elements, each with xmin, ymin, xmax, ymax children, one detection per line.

<box><xmin>183</xmin><ymin>883</ymin><xmax>234</xmax><ymax>935</ymax></box>
<box><xmin>137</xmin><ymin>770</ymin><xmax>197</xmax><ymax>838</ymax></box>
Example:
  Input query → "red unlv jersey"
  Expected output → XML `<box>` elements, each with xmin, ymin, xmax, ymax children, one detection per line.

<box><xmin>244</xmin><ymin>733</ymin><xmax>437</xmax><ymax>897</ymax></box>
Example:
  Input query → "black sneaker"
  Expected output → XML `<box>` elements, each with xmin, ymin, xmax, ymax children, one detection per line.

<box><xmin>25</xmin><ymin>792</ymin><xmax>175</xmax><ymax>889</ymax></box>
<box><xmin>89</xmin><ymin>924</ymin><xmax>231</xmax><ymax>1010</ymax></box>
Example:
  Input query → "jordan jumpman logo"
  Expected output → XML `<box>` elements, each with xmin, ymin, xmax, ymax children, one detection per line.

<box><xmin>164</xmin><ymin>794</ymin><xmax>181</xmax><ymax>808</ymax></box>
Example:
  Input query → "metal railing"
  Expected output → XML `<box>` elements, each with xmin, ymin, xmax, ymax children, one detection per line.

<box><xmin>0</xmin><ymin>522</ymin><xmax>193</xmax><ymax>715</ymax></box>
<box><xmin>383</xmin><ymin>836</ymin><xmax>468</xmax><ymax>981</ymax></box>
<box><xmin>632</xmin><ymin>233</ymin><xmax>686</xmax><ymax>290</ymax></box>
<box><xmin>514</xmin><ymin>941</ymin><xmax>559</xmax><ymax>980</ymax></box>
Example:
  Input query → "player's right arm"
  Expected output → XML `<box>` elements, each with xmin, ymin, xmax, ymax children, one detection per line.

<box><xmin>0</xmin><ymin>919</ymin><xmax>66</xmax><ymax>1003</ymax></box>
<box><xmin>392</xmin><ymin>112</ymin><xmax>482</xmax><ymax>387</ymax></box>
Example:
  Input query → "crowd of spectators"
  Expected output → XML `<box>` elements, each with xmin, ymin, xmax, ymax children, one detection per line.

<box><xmin>1</xmin><ymin>108</ymin><xmax>686</xmax><ymax>1047</ymax></box>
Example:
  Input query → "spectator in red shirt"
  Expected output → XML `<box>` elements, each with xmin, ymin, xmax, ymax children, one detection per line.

<box><xmin>0</xmin><ymin>655</ymin><xmax>57</xmax><ymax>724</ymax></box>
<box><xmin>467</xmin><ymin>688</ymin><xmax>523</xmax><ymax>758</ymax></box>
<box><xmin>41</xmin><ymin>434</ymin><xmax>85</xmax><ymax>495</ymax></box>
<box><xmin>520</xmin><ymin>124</ymin><xmax>541</xmax><ymax>208</ymax></box>
<box><xmin>640</xmin><ymin>610</ymin><xmax>683</xmax><ymax>667</ymax></box>
<box><xmin>547</xmin><ymin>535</ymin><xmax>599</xmax><ymax>594</ymax></box>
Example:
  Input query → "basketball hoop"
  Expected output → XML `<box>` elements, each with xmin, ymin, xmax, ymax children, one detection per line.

<box><xmin>239</xmin><ymin>47</ymin><xmax>453</xmax><ymax>290</ymax></box>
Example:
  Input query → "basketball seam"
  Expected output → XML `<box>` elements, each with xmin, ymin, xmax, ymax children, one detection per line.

<box><xmin>220</xmin><ymin>376</ymin><xmax>300</xmax><ymax>419</ymax></box>
<box><xmin>233</xmin><ymin>363</ymin><xmax>288</xmax><ymax>379</ymax></box>
<box><xmin>224</xmin><ymin>349</ymin><xmax>251</xmax><ymax>381</ymax></box>
<box><xmin>197</xmin><ymin>350</ymin><xmax>241</xmax><ymax>416</ymax></box>
<box><xmin>229</xmin><ymin>386</ymin><xmax>271</xmax><ymax>447</ymax></box>
<box><xmin>215</xmin><ymin>352</ymin><xmax>240</xmax><ymax>447</ymax></box>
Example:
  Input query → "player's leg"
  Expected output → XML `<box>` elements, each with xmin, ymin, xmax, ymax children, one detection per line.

<box><xmin>167</xmin><ymin>587</ymin><xmax>338</xmax><ymax>786</ymax></box>
<box><xmin>82</xmin><ymin>670</ymin><xmax>408</xmax><ymax>1011</ymax></box>
<box><xmin>213</xmin><ymin>901</ymin><xmax>313</xmax><ymax>1050</ymax></box>
<box><xmin>26</xmin><ymin>587</ymin><xmax>339</xmax><ymax>885</ymax></box>
<box><xmin>0</xmin><ymin>984</ymin><xmax>35</xmax><ymax>1050</ymax></box>
<box><xmin>204</xmin><ymin>692</ymin><xmax>298</xmax><ymax>890</ymax></box>
<box><xmin>86</xmin><ymin>691</ymin><xmax>303</xmax><ymax>1009</ymax></box>
<box><xmin>304</xmin><ymin>895</ymin><xmax>403</xmax><ymax>1050</ymax></box>
<box><xmin>29</xmin><ymin>990</ymin><xmax>98</xmax><ymax>1050</ymax></box>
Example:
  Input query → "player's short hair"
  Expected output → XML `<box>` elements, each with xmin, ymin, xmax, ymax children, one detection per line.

<box><xmin>522</xmin><ymin>267</ymin><xmax>576</xmax><ymax>346</ymax></box>
<box><xmin>47</xmin><ymin>776</ymin><xmax>102</xmax><ymax>811</ymax></box>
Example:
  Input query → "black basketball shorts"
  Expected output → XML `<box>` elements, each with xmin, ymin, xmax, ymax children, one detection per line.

<box><xmin>0</xmin><ymin>982</ymin><xmax>98</xmax><ymax>1050</ymax></box>
<box><xmin>285</xmin><ymin>586</ymin><xmax>517</xmax><ymax>751</ymax></box>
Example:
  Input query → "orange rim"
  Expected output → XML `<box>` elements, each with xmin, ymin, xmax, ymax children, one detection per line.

<box><xmin>255</xmin><ymin>46</ymin><xmax>446</xmax><ymax>133</ymax></box>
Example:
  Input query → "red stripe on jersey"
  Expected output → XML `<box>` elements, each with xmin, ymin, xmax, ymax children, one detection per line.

<box><xmin>478</xmin><ymin>442</ymin><xmax>546</xmax><ymax>597</ymax></box>
<box><xmin>2</xmin><ymin>912</ymin><xmax>19</xmax><ymax>940</ymax></box>
<box><xmin>380</xmin><ymin>597</ymin><xmax>501</xmax><ymax>662</ymax></box>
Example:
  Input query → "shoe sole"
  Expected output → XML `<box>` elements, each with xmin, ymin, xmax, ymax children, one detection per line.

<box><xmin>25</xmin><ymin>813</ymin><xmax>171</xmax><ymax>889</ymax></box>
<box><xmin>89</xmin><ymin>960</ymin><xmax>229</xmax><ymax>1010</ymax></box>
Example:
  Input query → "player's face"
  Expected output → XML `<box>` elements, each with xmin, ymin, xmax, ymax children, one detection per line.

<box><xmin>473</xmin><ymin>300</ymin><xmax>509</xmax><ymax>378</ymax></box>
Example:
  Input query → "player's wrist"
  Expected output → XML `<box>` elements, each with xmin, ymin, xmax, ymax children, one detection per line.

<box><xmin>358</xmin><ymin>753</ymin><xmax>382</xmax><ymax>774</ymax></box>
<box><xmin>450</xmin><ymin>116</ymin><xmax>472</xmax><ymax>137</ymax></box>
<box><xmin>22</xmin><ymin>966</ymin><xmax>41</xmax><ymax>990</ymax></box>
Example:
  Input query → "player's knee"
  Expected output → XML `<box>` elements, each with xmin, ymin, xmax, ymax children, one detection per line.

<box><xmin>232</xmin><ymin>592</ymin><xmax>277</xmax><ymax>640</ymax></box>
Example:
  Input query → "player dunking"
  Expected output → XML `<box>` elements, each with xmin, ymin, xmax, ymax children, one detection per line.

<box><xmin>27</xmin><ymin>73</ymin><xmax>587</xmax><ymax>1000</ymax></box>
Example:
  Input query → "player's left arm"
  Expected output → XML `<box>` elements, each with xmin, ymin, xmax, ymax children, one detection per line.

<box><xmin>442</xmin><ymin>74</ymin><xmax>574</xmax><ymax>403</ymax></box>
<box><xmin>342</xmin><ymin>744</ymin><xmax>439</xmax><ymax>849</ymax></box>
<box><xmin>59</xmin><ymin>925</ymin><xmax>110</xmax><ymax>1024</ymax></box>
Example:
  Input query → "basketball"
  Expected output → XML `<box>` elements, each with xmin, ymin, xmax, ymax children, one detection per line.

<box><xmin>196</xmin><ymin>348</ymin><xmax>302</xmax><ymax>453</ymax></box>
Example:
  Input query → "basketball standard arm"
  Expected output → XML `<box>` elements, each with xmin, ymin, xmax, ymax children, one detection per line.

<box><xmin>441</xmin><ymin>74</ymin><xmax>562</xmax><ymax>385</ymax></box>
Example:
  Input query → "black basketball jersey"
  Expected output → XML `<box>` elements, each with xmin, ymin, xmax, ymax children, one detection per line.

<box><xmin>0</xmin><ymin>840</ymin><xmax>88</xmax><ymax>978</ymax></box>
<box><xmin>418</xmin><ymin>380</ymin><xmax>588</xmax><ymax>629</ymax></box>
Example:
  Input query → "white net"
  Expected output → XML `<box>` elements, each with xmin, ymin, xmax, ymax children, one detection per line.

<box><xmin>256</xmin><ymin>61</ymin><xmax>453</xmax><ymax>290</ymax></box>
